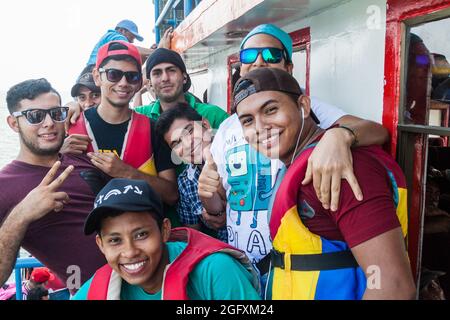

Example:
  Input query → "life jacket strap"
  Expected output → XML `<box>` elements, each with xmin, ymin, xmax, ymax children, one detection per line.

<box><xmin>270</xmin><ymin>249</ymin><xmax>359</xmax><ymax>271</ymax></box>
<box><xmin>255</xmin><ymin>254</ymin><xmax>271</xmax><ymax>275</ymax></box>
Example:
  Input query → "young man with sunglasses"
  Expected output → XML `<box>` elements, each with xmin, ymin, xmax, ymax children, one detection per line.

<box><xmin>69</xmin><ymin>41</ymin><xmax>178</xmax><ymax>207</ymax></box>
<box><xmin>0</xmin><ymin>78</ymin><xmax>107</xmax><ymax>288</ymax></box>
<box><xmin>199</xmin><ymin>24</ymin><xmax>390</xmax><ymax>295</ymax></box>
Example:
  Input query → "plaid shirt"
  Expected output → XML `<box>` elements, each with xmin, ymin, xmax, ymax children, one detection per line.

<box><xmin>177</xmin><ymin>164</ymin><xmax>228</xmax><ymax>242</ymax></box>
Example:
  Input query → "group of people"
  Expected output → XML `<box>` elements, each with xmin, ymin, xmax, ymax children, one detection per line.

<box><xmin>0</xmin><ymin>20</ymin><xmax>417</xmax><ymax>300</ymax></box>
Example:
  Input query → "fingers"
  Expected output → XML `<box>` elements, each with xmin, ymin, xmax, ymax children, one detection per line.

<box><xmin>302</xmin><ymin>159</ymin><xmax>313</xmax><ymax>185</ymax></box>
<box><xmin>204</xmin><ymin>147</ymin><xmax>217</xmax><ymax>171</ymax></box>
<box><xmin>53</xmin><ymin>192</ymin><xmax>70</xmax><ymax>204</ymax></box>
<box><xmin>329</xmin><ymin>173</ymin><xmax>341</xmax><ymax>212</ymax></box>
<box><xmin>39</xmin><ymin>161</ymin><xmax>62</xmax><ymax>186</ymax></box>
<box><xmin>344</xmin><ymin>170</ymin><xmax>364</xmax><ymax>202</ymax></box>
<box><xmin>48</xmin><ymin>165</ymin><xmax>74</xmax><ymax>189</ymax></box>
<box><xmin>312</xmin><ymin>166</ymin><xmax>322</xmax><ymax>204</ymax></box>
<box><xmin>319</xmin><ymin>171</ymin><xmax>331</xmax><ymax>210</ymax></box>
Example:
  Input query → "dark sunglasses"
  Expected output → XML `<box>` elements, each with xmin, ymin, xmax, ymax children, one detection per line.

<box><xmin>13</xmin><ymin>107</ymin><xmax>69</xmax><ymax>125</ymax></box>
<box><xmin>98</xmin><ymin>68</ymin><xmax>142</xmax><ymax>85</ymax></box>
<box><xmin>240</xmin><ymin>47</ymin><xmax>287</xmax><ymax>64</ymax></box>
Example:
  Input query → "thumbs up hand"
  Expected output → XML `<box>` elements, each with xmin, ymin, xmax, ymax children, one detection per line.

<box><xmin>198</xmin><ymin>147</ymin><xmax>221</xmax><ymax>199</ymax></box>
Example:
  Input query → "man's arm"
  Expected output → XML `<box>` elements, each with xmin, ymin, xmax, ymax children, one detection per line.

<box><xmin>0</xmin><ymin>205</ymin><xmax>33</xmax><ymax>285</ymax></box>
<box><xmin>0</xmin><ymin>162</ymin><xmax>73</xmax><ymax>285</ymax></box>
<box><xmin>303</xmin><ymin>114</ymin><xmax>389</xmax><ymax>211</ymax></box>
<box><xmin>351</xmin><ymin>228</ymin><xmax>416</xmax><ymax>299</ymax></box>
<box><xmin>87</xmin><ymin>152</ymin><xmax>178</xmax><ymax>205</ymax></box>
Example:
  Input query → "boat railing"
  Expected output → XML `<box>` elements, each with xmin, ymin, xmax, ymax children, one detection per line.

<box><xmin>154</xmin><ymin>0</ymin><xmax>202</xmax><ymax>42</ymax></box>
<box><xmin>13</xmin><ymin>257</ymin><xmax>43</xmax><ymax>300</ymax></box>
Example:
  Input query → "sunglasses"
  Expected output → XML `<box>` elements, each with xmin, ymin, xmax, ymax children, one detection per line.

<box><xmin>240</xmin><ymin>47</ymin><xmax>287</xmax><ymax>64</ymax></box>
<box><xmin>98</xmin><ymin>68</ymin><xmax>142</xmax><ymax>85</ymax></box>
<box><xmin>13</xmin><ymin>107</ymin><xmax>69</xmax><ymax>125</ymax></box>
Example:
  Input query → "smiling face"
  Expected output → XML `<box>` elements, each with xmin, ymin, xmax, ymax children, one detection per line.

<box><xmin>149</xmin><ymin>62</ymin><xmax>186</xmax><ymax>104</ymax></box>
<box><xmin>236</xmin><ymin>90</ymin><xmax>309</xmax><ymax>164</ymax></box>
<box><xmin>8</xmin><ymin>92</ymin><xmax>65</xmax><ymax>157</ymax></box>
<box><xmin>94</xmin><ymin>59</ymin><xmax>141</xmax><ymax>109</ymax></box>
<box><xmin>164</xmin><ymin>117</ymin><xmax>212</xmax><ymax>165</ymax></box>
<box><xmin>96</xmin><ymin>211</ymin><xmax>171</xmax><ymax>294</ymax></box>
<box><xmin>240</xmin><ymin>33</ymin><xmax>293</xmax><ymax>76</ymax></box>
<box><xmin>76</xmin><ymin>87</ymin><xmax>101</xmax><ymax>110</ymax></box>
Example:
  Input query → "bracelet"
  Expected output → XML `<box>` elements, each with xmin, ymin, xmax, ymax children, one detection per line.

<box><xmin>338</xmin><ymin>125</ymin><xmax>358</xmax><ymax>147</ymax></box>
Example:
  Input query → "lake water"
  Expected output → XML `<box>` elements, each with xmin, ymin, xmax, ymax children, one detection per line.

<box><xmin>0</xmin><ymin>92</ymin><xmax>20</xmax><ymax>168</ymax></box>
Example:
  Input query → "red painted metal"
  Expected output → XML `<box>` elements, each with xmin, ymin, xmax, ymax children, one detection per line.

<box><xmin>384</xmin><ymin>0</ymin><xmax>450</xmax><ymax>281</ymax></box>
<box><xmin>289</xmin><ymin>27</ymin><xmax>311</xmax><ymax>96</ymax></box>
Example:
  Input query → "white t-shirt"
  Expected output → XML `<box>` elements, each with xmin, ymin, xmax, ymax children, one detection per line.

<box><xmin>210</xmin><ymin>97</ymin><xmax>347</xmax><ymax>264</ymax></box>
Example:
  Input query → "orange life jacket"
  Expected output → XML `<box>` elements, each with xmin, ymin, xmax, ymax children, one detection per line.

<box><xmin>69</xmin><ymin>111</ymin><xmax>157</xmax><ymax>176</ymax></box>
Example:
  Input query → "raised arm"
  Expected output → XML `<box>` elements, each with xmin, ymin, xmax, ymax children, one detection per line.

<box><xmin>0</xmin><ymin>162</ymin><xmax>73</xmax><ymax>285</ymax></box>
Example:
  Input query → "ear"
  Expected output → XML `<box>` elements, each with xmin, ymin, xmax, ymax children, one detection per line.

<box><xmin>161</xmin><ymin>218</ymin><xmax>171</xmax><ymax>243</ymax></box>
<box><xmin>183</xmin><ymin>73</ymin><xmax>188</xmax><ymax>84</ymax></box>
<box><xmin>7</xmin><ymin>114</ymin><xmax>20</xmax><ymax>133</ymax></box>
<box><xmin>92</xmin><ymin>68</ymin><xmax>102</xmax><ymax>87</ymax></box>
<box><xmin>297</xmin><ymin>95</ymin><xmax>311</xmax><ymax>119</ymax></box>
<box><xmin>286</xmin><ymin>62</ymin><xmax>294</xmax><ymax>75</ymax></box>
<box><xmin>95</xmin><ymin>234</ymin><xmax>106</xmax><ymax>255</ymax></box>
<box><xmin>201</xmin><ymin>118</ymin><xmax>211</xmax><ymax>130</ymax></box>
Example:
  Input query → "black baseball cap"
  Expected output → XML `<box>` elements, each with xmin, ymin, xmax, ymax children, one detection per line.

<box><xmin>71</xmin><ymin>65</ymin><xmax>100</xmax><ymax>98</ymax></box>
<box><xmin>233</xmin><ymin>68</ymin><xmax>319</xmax><ymax>123</ymax></box>
<box><xmin>84</xmin><ymin>178</ymin><xmax>164</xmax><ymax>235</ymax></box>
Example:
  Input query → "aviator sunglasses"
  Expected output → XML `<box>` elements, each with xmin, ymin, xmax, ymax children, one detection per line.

<box><xmin>98</xmin><ymin>68</ymin><xmax>142</xmax><ymax>85</ymax></box>
<box><xmin>240</xmin><ymin>47</ymin><xmax>287</xmax><ymax>64</ymax></box>
<box><xmin>13</xmin><ymin>107</ymin><xmax>69</xmax><ymax>125</ymax></box>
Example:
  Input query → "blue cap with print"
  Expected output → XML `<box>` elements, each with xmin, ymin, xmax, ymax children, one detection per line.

<box><xmin>240</xmin><ymin>24</ymin><xmax>293</xmax><ymax>62</ymax></box>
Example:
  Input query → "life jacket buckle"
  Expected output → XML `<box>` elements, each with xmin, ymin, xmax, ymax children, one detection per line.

<box><xmin>270</xmin><ymin>249</ymin><xmax>285</xmax><ymax>270</ymax></box>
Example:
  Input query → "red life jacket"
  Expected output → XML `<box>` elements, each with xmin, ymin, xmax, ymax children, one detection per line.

<box><xmin>69</xmin><ymin>111</ymin><xmax>157</xmax><ymax>176</ymax></box>
<box><xmin>87</xmin><ymin>227</ymin><xmax>259</xmax><ymax>300</ymax></box>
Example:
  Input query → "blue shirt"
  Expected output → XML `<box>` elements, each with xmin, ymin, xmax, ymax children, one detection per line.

<box><xmin>87</xmin><ymin>30</ymin><xmax>128</xmax><ymax>66</ymax></box>
<box><xmin>72</xmin><ymin>242</ymin><xmax>260</xmax><ymax>300</ymax></box>
<box><xmin>178</xmin><ymin>164</ymin><xmax>228</xmax><ymax>242</ymax></box>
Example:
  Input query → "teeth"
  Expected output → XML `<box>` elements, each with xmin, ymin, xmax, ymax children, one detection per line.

<box><xmin>122</xmin><ymin>261</ymin><xmax>146</xmax><ymax>271</ymax></box>
<box><xmin>262</xmin><ymin>136</ymin><xmax>277</xmax><ymax>145</ymax></box>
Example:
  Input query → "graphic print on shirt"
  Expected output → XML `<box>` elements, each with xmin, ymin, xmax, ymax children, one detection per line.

<box><xmin>226</xmin><ymin>145</ymin><xmax>273</xmax><ymax>228</ymax></box>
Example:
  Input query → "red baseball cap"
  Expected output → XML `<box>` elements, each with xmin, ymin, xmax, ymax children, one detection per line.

<box><xmin>95</xmin><ymin>40</ymin><xmax>142</xmax><ymax>70</ymax></box>
<box><xmin>30</xmin><ymin>267</ymin><xmax>54</xmax><ymax>284</ymax></box>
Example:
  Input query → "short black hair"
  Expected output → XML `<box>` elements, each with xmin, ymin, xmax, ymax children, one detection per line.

<box><xmin>27</xmin><ymin>287</ymin><xmax>49</xmax><ymax>300</ymax></box>
<box><xmin>99</xmin><ymin>42</ymin><xmax>141</xmax><ymax>70</ymax></box>
<box><xmin>155</xmin><ymin>103</ymin><xmax>202</xmax><ymax>140</ymax></box>
<box><xmin>6</xmin><ymin>78</ymin><xmax>61</xmax><ymax>114</ymax></box>
<box><xmin>96</xmin><ymin>209</ymin><xmax>164</xmax><ymax>236</ymax></box>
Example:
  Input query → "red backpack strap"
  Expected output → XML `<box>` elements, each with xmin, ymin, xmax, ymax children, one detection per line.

<box><xmin>87</xmin><ymin>264</ymin><xmax>113</xmax><ymax>300</ymax></box>
<box><xmin>68</xmin><ymin>112</ymin><xmax>94</xmax><ymax>153</ymax></box>
<box><xmin>122</xmin><ymin>112</ymin><xmax>152</xmax><ymax>169</ymax></box>
<box><xmin>269</xmin><ymin>148</ymin><xmax>313</xmax><ymax>240</ymax></box>
<box><xmin>162</xmin><ymin>228</ymin><xmax>245</xmax><ymax>300</ymax></box>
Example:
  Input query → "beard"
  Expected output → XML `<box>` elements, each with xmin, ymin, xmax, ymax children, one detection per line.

<box><xmin>19</xmin><ymin>128</ymin><xmax>64</xmax><ymax>157</ymax></box>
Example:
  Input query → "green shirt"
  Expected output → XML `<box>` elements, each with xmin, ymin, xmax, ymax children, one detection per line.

<box><xmin>134</xmin><ymin>93</ymin><xmax>229</xmax><ymax>129</ymax></box>
<box><xmin>72</xmin><ymin>241</ymin><xmax>260</xmax><ymax>300</ymax></box>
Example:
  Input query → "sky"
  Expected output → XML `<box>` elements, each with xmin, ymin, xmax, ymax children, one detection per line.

<box><xmin>0</xmin><ymin>0</ymin><xmax>155</xmax><ymax>102</ymax></box>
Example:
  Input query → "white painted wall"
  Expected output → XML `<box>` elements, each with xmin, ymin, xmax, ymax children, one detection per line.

<box><xmin>191</xmin><ymin>0</ymin><xmax>389</xmax><ymax>122</ymax></box>
<box><xmin>284</xmin><ymin>0</ymin><xmax>388</xmax><ymax>123</ymax></box>
<box><xmin>207</xmin><ymin>46</ymin><xmax>240</xmax><ymax>110</ymax></box>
